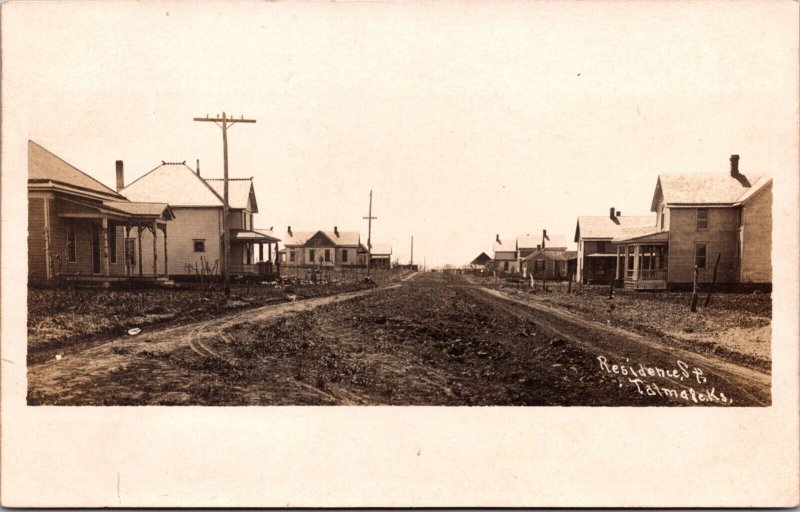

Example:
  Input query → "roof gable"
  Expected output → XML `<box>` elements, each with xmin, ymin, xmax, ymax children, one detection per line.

<box><xmin>205</xmin><ymin>179</ymin><xmax>258</xmax><ymax>212</ymax></box>
<box><xmin>652</xmin><ymin>171</ymin><xmax>764</xmax><ymax>209</ymax></box>
<box><xmin>28</xmin><ymin>140</ymin><xmax>123</xmax><ymax>200</ymax></box>
<box><xmin>575</xmin><ymin>214</ymin><xmax>656</xmax><ymax>241</ymax></box>
<box><xmin>121</xmin><ymin>162</ymin><xmax>224</xmax><ymax>207</ymax></box>
<box><xmin>517</xmin><ymin>232</ymin><xmax>567</xmax><ymax>250</ymax></box>
<box><xmin>306</xmin><ymin>231</ymin><xmax>338</xmax><ymax>247</ymax></box>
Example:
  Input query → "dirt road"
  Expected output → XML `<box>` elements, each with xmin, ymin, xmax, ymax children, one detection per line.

<box><xmin>27</xmin><ymin>273</ymin><xmax>770</xmax><ymax>406</ymax></box>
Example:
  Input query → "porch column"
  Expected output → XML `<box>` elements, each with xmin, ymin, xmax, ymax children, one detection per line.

<box><xmin>152</xmin><ymin>219</ymin><xmax>158</xmax><ymax>277</ymax></box>
<box><xmin>615</xmin><ymin>246</ymin><xmax>621</xmax><ymax>280</ymax></box>
<box><xmin>137</xmin><ymin>222</ymin><xmax>143</xmax><ymax>277</ymax></box>
<box><xmin>259</xmin><ymin>242</ymin><xmax>264</xmax><ymax>262</ymax></box>
<box><xmin>100</xmin><ymin>218</ymin><xmax>110</xmax><ymax>277</ymax></box>
<box><xmin>162</xmin><ymin>223</ymin><xmax>169</xmax><ymax>279</ymax></box>
<box><xmin>633</xmin><ymin>245</ymin><xmax>640</xmax><ymax>280</ymax></box>
<box><xmin>125</xmin><ymin>224</ymin><xmax>132</xmax><ymax>277</ymax></box>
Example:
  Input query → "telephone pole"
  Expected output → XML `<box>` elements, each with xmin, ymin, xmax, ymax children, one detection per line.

<box><xmin>362</xmin><ymin>189</ymin><xmax>377</xmax><ymax>276</ymax></box>
<box><xmin>193</xmin><ymin>112</ymin><xmax>256</xmax><ymax>299</ymax></box>
<box><xmin>410</xmin><ymin>235</ymin><xmax>414</xmax><ymax>268</ymax></box>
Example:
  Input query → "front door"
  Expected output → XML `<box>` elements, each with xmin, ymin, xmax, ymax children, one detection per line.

<box><xmin>91</xmin><ymin>224</ymin><xmax>101</xmax><ymax>274</ymax></box>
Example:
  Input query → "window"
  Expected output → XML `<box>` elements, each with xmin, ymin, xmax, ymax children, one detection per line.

<box><xmin>697</xmin><ymin>208</ymin><xmax>709</xmax><ymax>230</ymax></box>
<box><xmin>309</xmin><ymin>249</ymin><xmax>316</xmax><ymax>263</ymax></box>
<box><xmin>290</xmin><ymin>250</ymin><xmax>296</xmax><ymax>262</ymax></box>
<box><xmin>324</xmin><ymin>249</ymin><xmax>331</xmax><ymax>262</ymax></box>
<box><xmin>109</xmin><ymin>227</ymin><xmax>117</xmax><ymax>264</ymax></box>
<box><xmin>695</xmin><ymin>243</ymin><xmax>707</xmax><ymax>269</ymax></box>
<box><xmin>193</xmin><ymin>239</ymin><xmax>206</xmax><ymax>253</ymax></box>
<box><xmin>341</xmin><ymin>249</ymin><xmax>348</xmax><ymax>263</ymax></box>
<box><xmin>67</xmin><ymin>222</ymin><xmax>77</xmax><ymax>262</ymax></box>
<box><xmin>125</xmin><ymin>238</ymin><xmax>136</xmax><ymax>265</ymax></box>
<box><xmin>503</xmin><ymin>261</ymin><xmax>509</xmax><ymax>271</ymax></box>
<box><xmin>535</xmin><ymin>260</ymin><xmax>545</xmax><ymax>272</ymax></box>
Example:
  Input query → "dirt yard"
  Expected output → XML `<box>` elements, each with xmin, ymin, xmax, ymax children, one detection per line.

<box><xmin>27</xmin><ymin>269</ymin><xmax>402</xmax><ymax>357</ymax></box>
<box><xmin>28</xmin><ymin>272</ymin><xmax>768</xmax><ymax>406</ymax></box>
<box><xmin>484</xmin><ymin>276</ymin><xmax>771</xmax><ymax>371</ymax></box>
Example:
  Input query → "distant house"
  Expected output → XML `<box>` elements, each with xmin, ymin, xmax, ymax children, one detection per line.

<box><xmin>492</xmin><ymin>235</ymin><xmax>517</xmax><ymax>273</ymax></box>
<box><xmin>369</xmin><ymin>244</ymin><xmax>392</xmax><ymax>269</ymax></box>
<box><xmin>279</xmin><ymin>226</ymin><xmax>367</xmax><ymax>270</ymax></box>
<box><xmin>120</xmin><ymin>162</ymin><xmax>279</xmax><ymax>279</ymax></box>
<box><xmin>614</xmin><ymin>155</ymin><xmax>772</xmax><ymax>290</ymax></box>
<box><xmin>574</xmin><ymin>209</ymin><xmax>655</xmax><ymax>284</ymax></box>
<box><xmin>27</xmin><ymin>141</ymin><xmax>174</xmax><ymax>286</ymax></box>
<box><xmin>470</xmin><ymin>252</ymin><xmax>492</xmax><ymax>269</ymax></box>
<box><xmin>516</xmin><ymin>231</ymin><xmax>567</xmax><ymax>277</ymax></box>
<box><xmin>522</xmin><ymin>249</ymin><xmax>577</xmax><ymax>281</ymax></box>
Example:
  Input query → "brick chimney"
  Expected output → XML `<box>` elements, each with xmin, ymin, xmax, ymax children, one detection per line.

<box><xmin>287</xmin><ymin>226</ymin><xmax>293</xmax><ymax>237</ymax></box>
<box><xmin>496</xmin><ymin>234</ymin><xmax>501</xmax><ymax>244</ymax></box>
<box><xmin>334</xmin><ymin>226</ymin><xmax>339</xmax><ymax>237</ymax></box>
<box><xmin>610</xmin><ymin>207</ymin><xmax>620</xmax><ymax>224</ymax></box>
<box><xmin>115</xmin><ymin>160</ymin><xmax>124</xmax><ymax>191</ymax></box>
<box><xmin>730</xmin><ymin>154</ymin><xmax>740</xmax><ymax>177</ymax></box>
<box><xmin>196</xmin><ymin>159</ymin><xmax>200</xmax><ymax>176</ymax></box>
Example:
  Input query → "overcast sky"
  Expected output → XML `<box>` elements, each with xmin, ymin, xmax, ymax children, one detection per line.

<box><xmin>3</xmin><ymin>1</ymin><xmax>797</xmax><ymax>267</ymax></box>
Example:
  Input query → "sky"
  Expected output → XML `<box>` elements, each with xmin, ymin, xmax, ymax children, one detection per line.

<box><xmin>3</xmin><ymin>1</ymin><xmax>798</xmax><ymax>267</ymax></box>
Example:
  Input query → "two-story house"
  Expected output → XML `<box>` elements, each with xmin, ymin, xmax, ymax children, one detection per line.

<box><xmin>120</xmin><ymin>162</ymin><xmax>278</xmax><ymax>279</ymax></box>
<box><xmin>614</xmin><ymin>155</ymin><xmax>772</xmax><ymax>290</ymax></box>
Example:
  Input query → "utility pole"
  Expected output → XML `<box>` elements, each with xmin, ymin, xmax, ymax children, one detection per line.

<box><xmin>410</xmin><ymin>236</ymin><xmax>414</xmax><ymax>268</ymax></box>
<box><xmin>362</xmin><ymin>189</ymin><xmax>377</xmax><ymax>276</ymax></box>
<box><xmin>193</xmin><ymin>112</ymin><xmax>256</xmax><ymax>299</ymax></box>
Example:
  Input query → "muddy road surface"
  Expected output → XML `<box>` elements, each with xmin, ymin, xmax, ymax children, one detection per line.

<box><xmin>28</xmin><ymin>273</ymin><xmax>769</xmax><ymax>406</ymax></box>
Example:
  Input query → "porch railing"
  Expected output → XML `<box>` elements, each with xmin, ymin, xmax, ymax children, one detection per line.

<box><xmin>625</xmin><ymin>269</ymin><xmax>667</xmax><ymax>280</ymax></box>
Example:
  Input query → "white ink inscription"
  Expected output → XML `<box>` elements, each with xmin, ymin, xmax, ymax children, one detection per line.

<box><xmin>597</xmin><ymin>355</ymin><xmax>732</xmax><ymax>405</ymax></box>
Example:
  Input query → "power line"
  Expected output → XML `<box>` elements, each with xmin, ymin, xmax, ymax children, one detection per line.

<box><xmin>193</xmin><ymin>112</ymin><xmax>257</xmax><ymax>299</ymax></box>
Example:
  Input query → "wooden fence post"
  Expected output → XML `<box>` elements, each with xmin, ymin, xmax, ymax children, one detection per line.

<box><xmin>690</xmin><ymin>265</ymin><xmax>699</xmax><ymax>312</ymax></box>
<box><xmin>704</xmin><ymin>253</ymin><xmax>721</xmax><ymax>308</ymax></box>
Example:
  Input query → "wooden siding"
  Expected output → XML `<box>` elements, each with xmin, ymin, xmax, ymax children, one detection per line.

<box><xmin>28</xmin><ymin>197</ymin><xmax>47</xmax><ymax>281</ymax></box>
<box><xmin>138</xmin><ymin>207</ymin><xmax>222</xmax><ymax>276</ymax></box>
<box><xmin>666</xmin><ymin>207</ymin><xmax>739</xmax><ymax>284</ymax></box>
<box><xmin>740</xmin><ymin>182</ymin><xmax>772</xmax><ymax>283</ymax></box>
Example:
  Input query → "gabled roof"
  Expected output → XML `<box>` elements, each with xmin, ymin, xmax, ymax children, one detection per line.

<box><xmin>471</xmin><ymin>252</ymin><xmax>492</xmax><ymax>265</ymax></box>
<box><xmin>321</xmin><ymin>230</ymin><xmax>361</xmax><ymax>247</ymax></box>
<box><xmin>517</xmin><ymin>233</ymin><xmax>567</xmax><ymax>250</ymax></box>
<box><xmin>282</xmin><ymin>230</ymin><xmax>316</xmax><ymax>247</ymax></box>
<box><xmin>27</xmin><ymin>140</ymin><xmax>124</xmax><ymax>200</ymax></box>
<box><xmin>231</xmin><ymin>229</ymin><xmax>280</xmax><ymax>243</ymax></box>
<box><xmin>282</xmin><ymin>229</ymin><xmax>361</xmax><ymax>247</ymax></box>
<box><xmin>523</xmin><ymin>249</ymin><xmax>577</xmax><ymax>262</ymax></box>
<box><xmin>121</xmin><ymin>162</ymin><xmax>224</xmax><ymax>207</ymax></box>
<box><xmin>205</xmin><ymin>179</ymin><xmax>258</xmax><ymax>212</ymax></box>
<box><xmin>574</xmin><ymin>214</ymin><xmax>655</xmax><ymax>242</ymax></box>
<box><xmin>613</xmin><ymin>228</ymin><xmax>670</xmax><ymax>244</ymax></box>
<box><xmin>651</xmin><ymin>171</ymin><xmax>766</xmax><ymax>210</ymax></box>
<box><xmin>737</xmin><ymin>173</ymin><xmax>772</xmax><ymax>204</ymax></box>
<box><xmin>103</xmin><ymin>201</ymin><xmax>175</xmax><ymax>220</ymax></box>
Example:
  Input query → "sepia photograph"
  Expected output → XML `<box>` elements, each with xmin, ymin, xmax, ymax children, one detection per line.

<box><xmin>2</xmin><ymin>0</ymin><xmax>798</xmax><ymax>507</ymax></box>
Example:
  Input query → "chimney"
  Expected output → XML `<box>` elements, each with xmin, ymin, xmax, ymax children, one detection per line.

<box><xmin>616</xmin><ymin>211</ymin><xmax>622</xmax><ymax>217</ymax></box>
<box><xmin>730</xmin><ymin>154</ymin><xmax>740</xmax><ymax>177</ymax></box>
<box><xmin>334</xmin><ymin>226</ymin><xmax>339</xmax><ymax>237</ymax></box>
<box><xmin>196</xmin><ymin>159</ymin><xmax>200</xmax><ymax>176</ymax></box>
<box><xmin>287</xmin><ymin>226</ymin><xmax>293</xmax><ymax>237</ymax></box>
<box><xmin>496</xmin><ymin>234</ymin><xmax>501</xmax><ymax>244</ymax></box>
<box><xmin>115</xmin><ymin>160</ymin><xmax>124</xmax><ymax>191</ymax></box>
<box><xmin>610</xmin><ymin>207</ymin><xmax>620</xmax><ymax>224</ymax></box>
